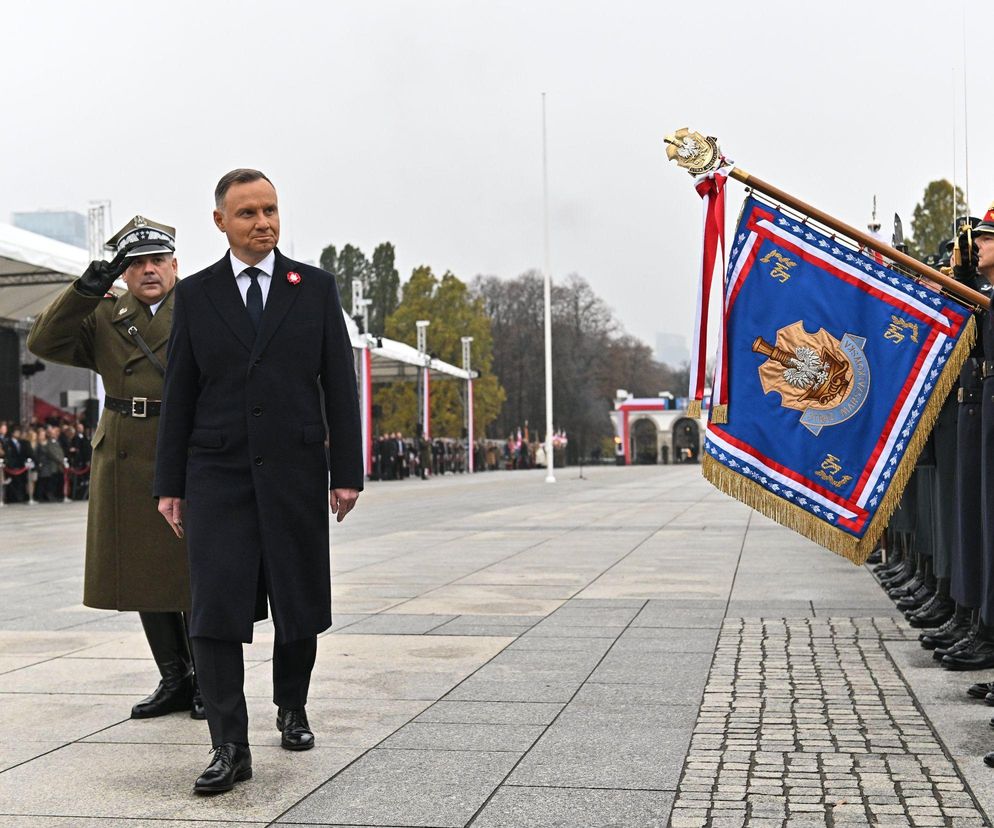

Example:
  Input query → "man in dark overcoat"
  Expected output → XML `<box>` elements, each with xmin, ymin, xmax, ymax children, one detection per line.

<box><xmin>154</xmin><ymin>169</ymin><xmax>363</xmax><ymax>794</ymax></box>
<box><xmin>27</xmin><ymin>217</ymin><xmax>203</xmax><ymax>720</ymax></box>
<box><xmin>3</xmin><ymin>426</ymin><xmax>30</xmax><ymax>502</ymax></box>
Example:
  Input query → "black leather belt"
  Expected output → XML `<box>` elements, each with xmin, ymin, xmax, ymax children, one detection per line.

<box><xmin>981</xmin><ymin>360</ymin><xmax>994</xmax><ymax>380</ymax></box>
<box><xmin>104</xmin><ymin>395</ymin><xmax>161</xmax><ymax>418</ymax></box>
<box><xmin>959</xmin><ymin>387</ymin><xmax>982</xmax><ymax>404</ymax></box>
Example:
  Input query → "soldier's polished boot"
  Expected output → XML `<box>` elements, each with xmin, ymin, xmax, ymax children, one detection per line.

<box><xmin>888</xmin><ymin>558</ymin><xmax>926</xmax><ymax>598</ymax></box>
<box><xmin>132</xmin><ymin>611</ymin><xmax>194</xmax><ymax>719</ymax></box>
<box><xmin>880</xmin><ymin>555</ymin><xmax>915</xmax><ymax>587</ymax></box>
<box><xmin>921</xmin><ymin>605</ymin><xmax>973</xmax><ymax>650</ymax></box>
<box><xmin>897</xmin><ymin>560</ymin><xmax>935</xmax><ymax>611</ymax></box>
<box><xmin>942</xmin><ymin>623</ymin><xmax>994</xmax><ymax>671</ymax></box>
<box><xmin>181</xmin><ymin>613</ymin><xmax>207</xmax><ymax>721</ymax></box>
<box><xmin>874</xmin><ymin>549</ymin><xmax>902</xmax><ymax>577</ymax></box>
<box><xmin>967</xmin><ymin>679</ymin><xmax>994</xmax><ymax>700</ymax></box>
<box><xmin>907</xmin><ymin>579</ymin><xmax>954</xmax><ymax>628</ymax></box>
<box><xmin>881</xmin><ymin>567</ymin><xmax>915</xmax><ymax>591</ymax></box>
<box><xmin>933</xmin><ymin>621</ymin><xmax>979</xmax><ymax>662</ymax></box>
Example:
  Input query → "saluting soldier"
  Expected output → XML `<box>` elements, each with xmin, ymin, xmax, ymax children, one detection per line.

<box><xmin>27</xmin><ymin>217</ymin><xmax>203</xmax><ymax>721</ymax></box>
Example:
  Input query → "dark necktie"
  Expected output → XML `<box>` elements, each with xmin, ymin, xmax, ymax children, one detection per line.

<box><xmin>244</xmin><ymin>267</ymin><xmax>263</xmax><ymax>330</ymax></box>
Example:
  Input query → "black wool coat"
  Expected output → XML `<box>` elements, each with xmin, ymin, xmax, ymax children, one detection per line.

<box><xmin>154</xmin><ymin>249</ymin><xmax>363</xmax><ymax>643</ymax></box>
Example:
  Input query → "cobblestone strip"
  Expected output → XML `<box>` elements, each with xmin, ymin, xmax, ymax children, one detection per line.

<box><xmin>669</xmin><ymin>618</ymin><xmax>988</xmax><ymax>828</ymax></box>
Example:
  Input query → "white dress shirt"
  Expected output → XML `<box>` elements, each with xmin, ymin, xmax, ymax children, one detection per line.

<box><xmin>230</xmin><ymin>250</ymin><xmax>275</xmax><ymax>308</ymax></box>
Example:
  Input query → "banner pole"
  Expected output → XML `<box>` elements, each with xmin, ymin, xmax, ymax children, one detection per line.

<box><xmin>730</xmin><ymin>168</ymin><xmax>989</xmax><ymax>310</ymax></box>
<box><xmin>662</xmin><ymin>129</ymin><xmax>989</xmax><ymax>311</ymax></box>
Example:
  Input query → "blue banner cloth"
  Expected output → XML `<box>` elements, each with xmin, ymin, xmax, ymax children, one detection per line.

<box><xmin>702</xmin><ymin>197</ymin><xmax>975</xmax><ymax>563</ymax></box>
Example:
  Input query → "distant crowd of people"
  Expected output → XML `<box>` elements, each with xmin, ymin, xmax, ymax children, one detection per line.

<box><xmin>0</xmin><ymin>418</ymin><xmax>92</xmax><ymax>504</ymax></box>
<box><xmin>2</xmin><ymin>415</ymin><xmax>557</xmax><ymax>503</ymax></box>
<box><xmin>370</xmin><ymin>432</ymin><xmax>553</xmax><ymax>481</ymax></box>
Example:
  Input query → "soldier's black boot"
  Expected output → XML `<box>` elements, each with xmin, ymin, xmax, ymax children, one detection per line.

<box><xmin>879</xmin><ymin>551</ymin><xmax>915</xmax><ymax>588</ymax></box>
<box><xmin>897</xmin><ymin>559</ymin><xmax>935</xmax><ymax>611</ymax></box>
<box><xmin>132</xmin><ymin>611</ymin><xmax>194</xmax><ymax>719</ymax></box>
<box><xmin>942</xmin><ymin>622</ymin><xmax>994</xmax><ymax>671</ymax></box>
<box><xmin>921</xmin><ymin>604</ymin><xmax>973</xmax><ymax>650</ymax></box>
<box><xmin>888</xmin><ymin>553</ymin><xmax>926</xmax><ymax>598</ymax></box>
<box><xmin>907</xmin><ymin>578</ymin><xmax>954</xmax><ymax>628</ymax></box>
<box><xmin>182</xmin><ymin>612</ymin><xmax>207</xmax><ymax>721</ymax></box>
<box><xmin>884</xmin><ymin>549</ymin><xmax>919</xmax><ymax>589</ymax></box>
<box><xmin>881</xmin><ymin>534</ymin><xmax>915</xmax><ymax>581</ymax></box>
<box><xmin>967</xmin><ymin>679</ymin><xmax>994</xmax><ymax>700</ymax></box>
<box><xmin>874</xmin><ymin>542</ymin><xmax>901</xmax><ymax>576</ymax></box>
<box><xmin>934</xmin><ymin>613</ymin><xmax>980</xmax><ymax>661</ymax></box>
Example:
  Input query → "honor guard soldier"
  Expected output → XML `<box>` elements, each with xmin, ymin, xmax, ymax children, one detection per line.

<box><xmin>925</xmin><ymin>222</ymin><xmax>988</xmax><ymax>672</ymax></box>
<box><xmin>908</xmin><ymin>236</ymin><xmax>967</xmax><ymax>631</ymax></box>
<box><xmin>946</xmin><ymin>207</ymin><xmax>994</xmax><ymax>684</ymax></box>
<box><xmin>27</xmin><ymin>217</ymin><xmax>204</xmax><ymax>721</ymax></box>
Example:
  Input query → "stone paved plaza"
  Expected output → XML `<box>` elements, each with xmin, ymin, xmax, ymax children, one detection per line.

<box><xmin>1</xmin><ymin>465</ymin><xmax>994</xmax><ymax>826</ymax></box>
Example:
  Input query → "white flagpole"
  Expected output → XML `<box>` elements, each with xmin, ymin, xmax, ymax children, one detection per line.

<box><xmin>542</xmin><ymin>92</ymin><xmax>556</xmax><ymax>483</ymax></box>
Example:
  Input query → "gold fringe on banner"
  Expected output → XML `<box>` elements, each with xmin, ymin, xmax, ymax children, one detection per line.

<box><xmin>702</xmin><ymin>315</ymin><xmax>976</xmax><ymax>566</ymax></box>
<box><xmin>710</xmin><ymin>404</ymin><xmax>728</xmax><ymax>424</ymax></box>
<box><xmin>687</xmin><ymin>400</ymin><xmax>702</xmax><ymax>419</ymax></box>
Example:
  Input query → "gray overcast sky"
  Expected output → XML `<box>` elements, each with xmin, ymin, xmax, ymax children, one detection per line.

<box><xmin>2</xmin><ymin>1</ymin><xmax>988</xmax><ymax>351</ymax></box>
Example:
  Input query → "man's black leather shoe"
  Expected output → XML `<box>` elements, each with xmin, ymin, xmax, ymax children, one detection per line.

<box><xmin>131</xmin><ymin>677</ymin><xmax>194</xmax><ymax>719</ymax></box>
<box><xmin>277</xmin><ymin>707</ymin><xmax>315</xmax><ymax>751</ymax></box>
<box><xmin>984</xmin><ymin>749</ymin><xmax>994</xmax><ymax>766</ymax></box>
<box><xmin>968</xmin><ymin>681</ymin><xmax>994</xmax><ymax>699</ymax></box>
<box><xmin>193</xmin><ymin>743</ymin><xmax>252</xmax><ymax>794</ymax></box>
<box><xmin>943</xmin><ymin>639</ymin><xmax>994</xmax><ymax>671</ymax></box>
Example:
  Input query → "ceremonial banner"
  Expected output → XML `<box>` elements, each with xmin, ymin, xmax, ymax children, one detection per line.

<box><xmin>703</xmin><ymin>196</ymin><xmax>975</xmax><ymax>563</ymax></box>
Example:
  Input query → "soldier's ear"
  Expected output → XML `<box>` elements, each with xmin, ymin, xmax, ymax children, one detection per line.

<box><xmin>213</xmin><ymin>209</ymin><xmax>225</xmax><ymax>233</ymax></box>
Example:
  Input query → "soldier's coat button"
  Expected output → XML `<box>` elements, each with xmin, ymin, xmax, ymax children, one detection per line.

<box><xmin>124</xmin><ymin>367</ymin><xmax>133</xmax><ymax>375</ymax></box>
<box><xmin>118</xmin><ymin>450</ymin><xmax>127</xmax><ymax>459</ymax></box>
<box><xmin>254</xmin><ymin>456</ymin><xmax>263</xmax><ymax>466</ymax></box>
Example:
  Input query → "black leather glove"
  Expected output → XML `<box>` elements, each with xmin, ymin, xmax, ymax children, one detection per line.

<box><xmin>77</xmin><ymin>248</ymin><xmax>129</xmax><ymax>297</ymax></box>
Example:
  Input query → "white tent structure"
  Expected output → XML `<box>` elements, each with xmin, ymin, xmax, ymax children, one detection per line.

<box><xmin>0</xmin><ymin>222</ymin><xmax>90</xmax><ymax>423</ymax></box>
<box><xmin>0</xmin><ymin>221</ymin><xmax>88</xmax><ymax>321</ymax></box>
<box><xmin>343</xmin><ymin>313</ymin><xmax>478</xmax><ymax>476</ymax></box>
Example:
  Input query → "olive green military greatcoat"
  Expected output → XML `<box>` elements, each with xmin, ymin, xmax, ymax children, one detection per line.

<box><xmin>27</xmin><ymin>283</ymin><xmax>190</xmax><ymax>611</ymax></box>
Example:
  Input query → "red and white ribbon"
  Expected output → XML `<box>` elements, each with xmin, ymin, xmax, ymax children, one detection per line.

<box><xmin>688</xmin><ymin>163</ymin><xmax>732</xmax><ymax>421</ymax></box>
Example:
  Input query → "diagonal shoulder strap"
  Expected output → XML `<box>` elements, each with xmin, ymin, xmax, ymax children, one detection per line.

<box><xmin>126</xmin><ymin>324</ymin><xmax>166</xmax><ymax>377</ymax></box>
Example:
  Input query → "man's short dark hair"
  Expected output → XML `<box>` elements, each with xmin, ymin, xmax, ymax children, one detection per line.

<box><xmin>214</xmin><ymin>169</ymin><xmax>274</xmax><ymax>209</ymax></box>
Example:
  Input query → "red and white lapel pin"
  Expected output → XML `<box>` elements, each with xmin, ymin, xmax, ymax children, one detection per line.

<box><xmin>287</xmin><ymin>271</ymin><xmax>301</xmax><ymax>285</ymax></box>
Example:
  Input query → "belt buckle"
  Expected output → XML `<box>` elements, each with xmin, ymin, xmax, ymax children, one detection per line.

<box><xmin>131</xmin><ymin>397</ymin><xmax>147</xmax><ymax>418</ymax></box>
